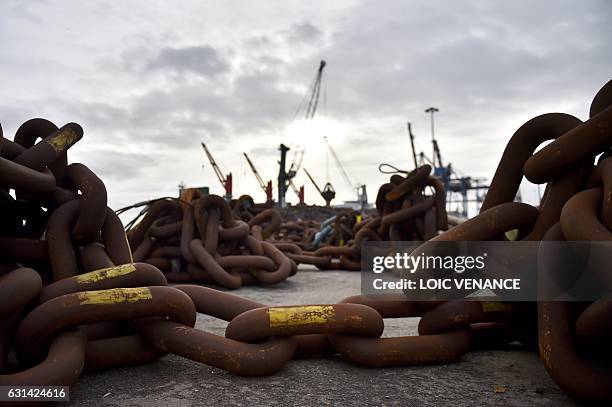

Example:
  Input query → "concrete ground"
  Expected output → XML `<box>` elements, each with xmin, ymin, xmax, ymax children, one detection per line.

<box><xmin>70</xmin><ymin>267</ymin><xmax>575</xmax><ymax>406</ymax></box>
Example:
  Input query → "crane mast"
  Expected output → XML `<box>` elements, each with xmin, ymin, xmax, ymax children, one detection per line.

<box><xmin>201</xmin><ymin>142</ymin><xmax>232</xmax><ymax>201</ymax></box>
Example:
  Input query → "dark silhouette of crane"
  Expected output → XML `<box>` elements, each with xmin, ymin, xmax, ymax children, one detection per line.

<box><xmin>407</xmin><ymin>122</ymin><xmax>418</xmax><ymax>169</ymax></box>
<box><xmin>278</xmin><ymin>60</ymin><xmax>327</xmax><ymax>207</ymax></box>
<box><xmin>403</xmin><ymin>108</ymin><xmax>489</xmax><ymax>217</ymax></box>
<box><xmin>304</xmin><ymin>60</ymin><xmax>326</xmax><ymax>119</ymax></box>
<box><xmin>243</xmin><ymin>153</ymin><xmax>273</xmax><ymax>204</ymax></box>
<box><xmin>304</xmin><ymin>168</ymin><xmax>335</xmax><ymax>207</ymax></box>
<box><xmin>201</xmin><ymin>142</ymin><xmax>232</xmax><ymax>201</ymax></box>
<box><xmin>425</xmin><ymin>107</ymin><xmax>442</xmax><ymax>168</ymax></box>
<box><xmin>288</xmin><ymin>178</ymin><xmax>305</xmax><ymax>205</ymax></box>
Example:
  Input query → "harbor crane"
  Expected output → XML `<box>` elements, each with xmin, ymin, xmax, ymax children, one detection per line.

<box><xmin>243</xmin><ymin>153</ymin><xmax>273</xmax><ymax>204</ymax></box>
<box><xmin>304</xmin><ymin>168</ymin><xmax>335</xmax><ymax>207</ymax></box>
<box><xmin>278</xmin><ymin>60</ymin><xmax>327</xmax><ymax>207</ymax></box>
<box><xmin>403</xmin><ymin>111</ymin><xmax>489</xmax><ymax>217</ymax></box>
<box><xmin>288</xmin><ymin>178</ymin><xmax>305</xmax><ymax>205</ymax></box>
<box><xmin>304</xmin><ymin>60</ymin><xmax>326</xmax><ymax>120</ymax></box>
<box><xmin>201</xmin><ymin>142</ymin><xmax>232</xmax><ymax>201</ymax></box>
<box><xmin>407</xmin><ymin>122</ymin><xmax>418</xmax><ymax>169</ymax></box>
<box><xmin>326</xmin><ymin>142</ymin><xmax>367</xmax><ymax>211</ymax></box>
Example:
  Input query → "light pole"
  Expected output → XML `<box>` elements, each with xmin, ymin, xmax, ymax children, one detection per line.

<box><xmin>425</xmin><ymin>107</ymin><xmax>439</xmax><ymax>166</ymax></box>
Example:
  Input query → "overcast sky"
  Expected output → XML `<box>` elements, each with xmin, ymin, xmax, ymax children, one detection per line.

<box><xmin>1</xmin><ymin>0</ymin><xmax>611</xmax><ymax>213</ymax></box>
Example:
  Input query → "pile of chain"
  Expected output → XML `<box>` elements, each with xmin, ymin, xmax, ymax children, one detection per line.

<box><xmin>270</xmin><ymin>170</ymin><xmax>448</xmax><ymax>271</ymax></box>
<box><xmin>272</xmin><ymin>219</ymin><xmax>320</xmax><ymax>246</ymax></box>
<box><xmin>0</xmin><ymin>118</ymin><xmax>139</xmax><ymax>383</ymax></box>
<box><xmin>230</xmin><ymin>194</ymin><xmax>274</xmax><ymax>222</ymax></box>
<box><xmin>0</xmin><ymin>119</ymin><xmax>524</xmax><ymax>385</ymax></box>
<box><xmin>125</xmin><ymin>190</ymin><xmax>296</xmax><ymax>289</ymax></box>
<box><xmin>2</xmin><ymin>79</ymin><xmax>611</xmax><ymax>405</ymax></box>
<box><xmin>0</xmin><ymin>118</ymin><xmax>528</xmax><ymax>391</ymax></box>
<box><xmin>401</xmin><ymin>79</ymin><xmax>612</xmax><ymax>404</ymax></box>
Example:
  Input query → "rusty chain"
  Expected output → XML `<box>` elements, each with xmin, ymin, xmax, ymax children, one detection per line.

<box><xmin>267</xmin><ymin>167</ymin><xmax>449</xmax><ymax>271</ymax></box>
<box><xmin>1</xmin><ymin>78</ymin><xmax>611</xmax><ymax>404</ymax></box>
<box><xmin>124</xmin><ymin>190</ymin><xmax>296</xmax><ymax>288</ymax></box>
<box><xmin>402</xmin><ymin>79</ymin><xmax>612</xmax><ymax>404</ymax></box>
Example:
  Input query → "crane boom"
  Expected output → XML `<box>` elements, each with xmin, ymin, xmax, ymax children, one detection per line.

<box><xmin>243</xmin><ymin>152</ymin><xmax>273</xmax><ymax>203</ymax></box>
<box><xmin>243</xmin><ymin>153</ymin><xmax>266</xmax><ymax>190</ymax></box>
<box><xmin>287</xmin><ymin>179</ymin><xmax>299</xmax><ymax>195</ymax></box>
<box><xmin>326</xmin><ymin>142</ymin><xmax>367</xmax><ymax>209</ymax></box>
<box><xmin>433</xmin><ymin>139</ymin><xmax>444</xmax><ymax>168</ymax></box>
<box><xmin>303</xmin><ymin>168</ymin><xmax>323</xmax><ymax>195</ymax></box>
<box><xmin>201</xmin><ymin>142</ymin><xmax>232</xmax><ymax>200</ymax></box>
<box><xmin>327</xmin><ymin>143</ymin><xmax>354</xmax><ymax>191</ymax></box>
<box><xmin>201</xmin><ymin>143</ymin><xmax>225</xmax><ymax>187</ymax></box>
<box><xmin>304</xmin><ymin>168</ymin><xmax>334</xmax><ymax>206</ymax></box>
<box><xmin>407</xmin><ymin>122</ymin><xmax>418</xmax><ymax>169</ymax></box>
<box><xmin>305</xmin><ymin>60</ymin><xmax>326</xmax><ymax>119</ymax></box>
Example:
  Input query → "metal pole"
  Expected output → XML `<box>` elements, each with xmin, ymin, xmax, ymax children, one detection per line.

<box><xmin>425</xmin><ymin>107</ymin><xmax>439</xmax><ymax>166</ymax></box>
<box><xmin>278</xmin><ymin>144</ymin><xmax>290</xmax><ymax>208</ymax></box>
<box><xmin>407</xmin><ymin>122</ymin><xmax>418</xmax><ymax>169</ymax></box>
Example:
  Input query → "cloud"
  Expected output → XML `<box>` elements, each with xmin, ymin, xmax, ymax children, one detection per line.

<box><xmin>147</xmin><ymin>45</ymin><xmax>229</xmax><ymax>77</ymax></box>
<box><xmin>77</xmin><ymin>149</ymin><xmax>157</xmax><ymax>181</ymax></box>
<box><xmin>0</xmin><ymin>0</ymin><xmax>610</xmax><ymax>211</ymax></box>
<box><xmin>286</xmin><ymin>22</ymin><xmax>322</xmax><ymax>43</ymax></box>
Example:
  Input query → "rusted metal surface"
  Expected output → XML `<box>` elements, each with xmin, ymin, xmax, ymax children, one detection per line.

<box><xmin>402</xmin><ymin>79</ymin><xmax>612</xmax><ymax>404</ymax></box>
<box><xmin>481</xmin><ymin>113</ymin><xmax>582</xmax><ymax>211</ymax></box>
<box><xmin>524</xmin><ymin>94</ymin><xmax>612</xmax><ymax>183</ymax></box>
<box><xmin>0</xmin><ymin>330</ymin><xmax>86</xmax><ymax>386</ymax></box>
<box><xmin>417</xmin><ymin>300</ymin><xmax>527</xmax><ymax>336</ymax></box>
<box><xmin>574</xmin><ymin>294</ymin><xmax>612</xmax><ymax>356</ymax></box>
<box><xmin>85</xmin><ymin>334</ymin><xmax>165</xmax><ymax>372</ymax></box>
<box><xmin>0</xmin><ymin>79</ymin><xmax>611</xmax><ymax>404</ymax></box>
<box><xmin>385</xmin><ymin>165</ymin><xmax>431</xmax><ymax>201</ymax></box>
<box><xmin>79</xmin><ymin>242</ymin><xmax>115</xmax><ymax>272</ymax></box>
<box><xmin>329</xmin><ymin>294</ymin><xmax>472</xmax><ymax>367</ymax></box>
<box><xmin>1</xmin><ymin>118</ymin><xmax>163</xmax><ymax>387</ymax></box>
<box><xmin>225</xmin><ymin>303</ymin><xmax>384</xmax><ymax>342</ymax></box>
<box><xmin>268</xmin><ymin>168</ymin><xmax>449</xmax><ymax>271</ymax></box>
<box><xmin>560</xmin><ymin>188</ymin><xmax>612</xmax><ymax>241</ymax></box>
<box><xmin>65</xmin><ymin>163</ymin><xmax>108</xmax><ymax>241</ymax></box>
<box><xmin>0</xmin><ymin>268</ymin><xmax>42</xmax><ymax>319</ymax></box>
<box><xmin>137</xmin><ymin>284</ymin><xmax>297</xmax><ymax>376</ymax></box>
<box><xmin>37</xmin><ymin>263</ymin><xmax>168</xmax><ymax>304</ymax></box>
<box><xmin>122</xmin><ymin>190</ymin><xmax>296</xmax><ymax>288</ymax></box>
<box><xmin>15</xmin><ymin>286</ymin><xmax>196</xmax><ymax>364</ymax></box>
<box><xmin>137</xmin><ymin>318</ymin><xmax>298</xmax><ymax>376</ymax></box>
<box><xmin>538</xmin><ymin>300</ymin><xmax>612</xmax><ymax>404</ymax></box>
<box><xmin>430</xmin><ymin>202</ymin><xmax>538</xmax><ymax>241</ymax></box>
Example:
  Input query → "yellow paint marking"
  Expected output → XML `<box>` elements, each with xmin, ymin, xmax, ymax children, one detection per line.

<box><xmin>451</xmin><ymin>313</ymin><xmax>469</xmax><ymax>323</ymax></box>
<box><xmin>268</xmin><ymin>305</ymin><xmax>335</xmax><ymax>327</ymax></box>
<box><xmin>48</xmin><ymin>127</ymin><xmax>79</xmax><ymax>152</ymax></box>
<box><xmin>77</xmin><ymin>287</ymin><xmax>152</xmax><ymax>305</ymax></box>
<box><xmin>76</xmin><ymin>263</ymin><xmax>137</xmax><ymax>284</ymax></box>
<box><xmin>482</xmin><ymin>301</ymin><xmax>514</xmax><ymax>312</ymax></box>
